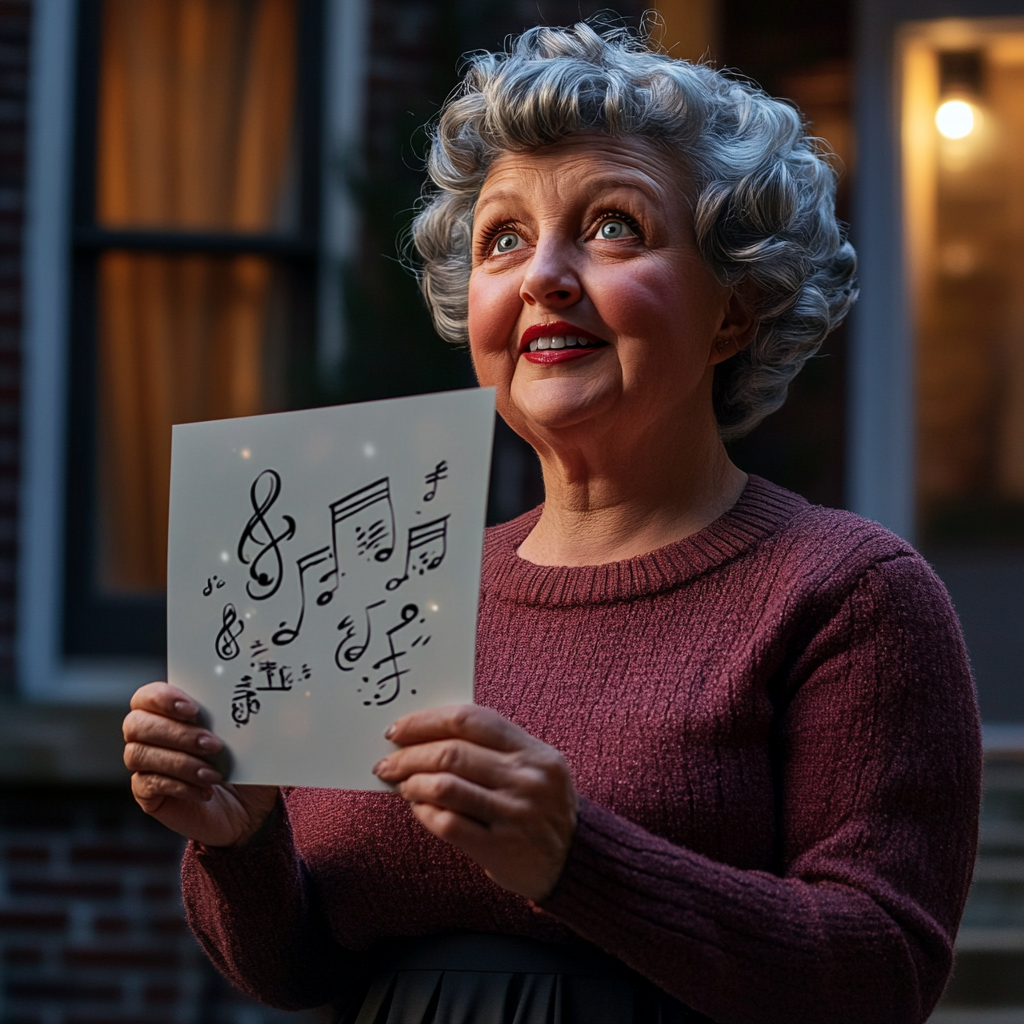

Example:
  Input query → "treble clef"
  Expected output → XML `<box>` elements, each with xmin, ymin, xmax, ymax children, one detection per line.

<box><xmin>215</xmin><ymin>603</ymin><xmax>244</xmax><ymax>660</ymax></box>
<box><xmin>237</xmin><ymin>469</ymin><xmax>295</xmax><ymax>601</ymax></box>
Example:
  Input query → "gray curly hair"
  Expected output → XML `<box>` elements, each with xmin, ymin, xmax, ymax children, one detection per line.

<box><xmin>410</xmin><ymin>20</ymin><xmax>857</xmax><ymax>440</ymax></box>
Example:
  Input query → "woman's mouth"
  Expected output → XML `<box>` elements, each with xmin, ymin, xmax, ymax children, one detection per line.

<box><xmin>522</xmin><ymin>335</ymin><xmax>606</xmax><ymax>364</ymax></box>
<box><xmin>519</xmin><ymin>324</ymin><xmax>609</xmax><ymax>364</ymax></box>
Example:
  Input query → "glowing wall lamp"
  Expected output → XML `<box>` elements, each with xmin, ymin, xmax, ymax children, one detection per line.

<box><xmin>936</xmin><ymin>49</ymin><xmax>983</xmax><ymax>139</ymax></box>
<box><xmin>936</xmin><ymin>98</ymin><xmax>976</xmax><ymax>138</ymax></box>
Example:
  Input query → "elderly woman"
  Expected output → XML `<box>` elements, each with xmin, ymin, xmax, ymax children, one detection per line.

<box><xmin>122</xmin><ymin>22</ymin><xmax>981</xmax><ymax>1024</ymax></box>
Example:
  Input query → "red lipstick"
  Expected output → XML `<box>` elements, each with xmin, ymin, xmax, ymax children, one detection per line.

<box><xmin>518</xmin><ymin>321</ymin><xmax>608</xmax><ymax>365</ymax></box>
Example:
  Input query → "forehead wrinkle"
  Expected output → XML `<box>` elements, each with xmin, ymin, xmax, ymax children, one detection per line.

<box><xmin>475</xmin><ymin>171</ymin><xmax>673</xmax><ymax>220</ymax></box>
<box><xmin>481</xmin><ymin>132</ymin><xmax>681</xmax><ymax>189</ymax></box>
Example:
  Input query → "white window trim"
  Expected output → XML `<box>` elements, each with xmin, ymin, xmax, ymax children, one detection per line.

<box><xmin>18</xmin><ymin>0</ymin><xmax>368</xmax><ymax>702</ymax></box>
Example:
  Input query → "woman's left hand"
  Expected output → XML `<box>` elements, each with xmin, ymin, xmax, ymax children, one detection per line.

<box><xmin>373</xmin><ymin>705</ymin><xmax>578</xmax><ymax>902</ymax></box>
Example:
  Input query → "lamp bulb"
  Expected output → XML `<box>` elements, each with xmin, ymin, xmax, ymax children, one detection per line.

<box><xmin>936</xmin><ymin>99</ymin><xmax>976</xmax><ymax>139</ymax></box>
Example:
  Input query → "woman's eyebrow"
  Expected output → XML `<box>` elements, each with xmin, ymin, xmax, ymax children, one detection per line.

<box><xmin>473</xmin><ymin>189</ymin><xmax>526</xmax><ymax>215</ymax></box>
<box><xmin>577</xmin><ymin>176</ymin><xmax>665</xmax><ymax>205</ymax></box>
<box><xmin>475</xmin><ymin>177</ymin><xmax>664</xmax><ymax>216</ymax></box>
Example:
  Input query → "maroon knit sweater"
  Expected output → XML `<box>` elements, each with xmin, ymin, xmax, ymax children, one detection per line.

<box><xmin>182</xmin><ymin>476</ymin><xmax>982</xmax><ymax>1024</ymax></box>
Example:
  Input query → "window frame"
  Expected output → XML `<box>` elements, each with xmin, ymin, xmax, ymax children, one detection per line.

<box><xmin>19</xmin><ymin>0</ymin><xmax>367</xmax><ymax>700</ymax></box>
<box><xmin>852</xmin><ymin>0</ymin><xmax>1024</xmax><ymax>750</ymax></box>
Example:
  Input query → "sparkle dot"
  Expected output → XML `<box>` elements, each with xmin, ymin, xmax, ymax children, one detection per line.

<box><xmin>305</xmin><ymin>690</ymin><xmax>311</xmax><ymax>697</ymax></box>
<box><xmin>220</xmin><ymin>551</ymin><xmax>230</xmax><ymax>563</ymax></box>
<box><xmin>428</xmin><ymin>602</ymin><xmax>439</xmax><ymax>612</ymax></box>
<box><xmin>241</xmin><ymin>448</ymin><xmax>251</xmax><ymax>459</ymax></box>
<box><xmin>214</xmin><ymin>665</ymin><xmax>223</xmax><ymax>676</ymax></box>
<box><xmin>363</xmin><ymin>443</ymin><xmax>376</xmax><ymax>458</ymax></box>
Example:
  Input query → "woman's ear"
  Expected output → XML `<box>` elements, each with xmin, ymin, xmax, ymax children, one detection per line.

<box><xmin>708</xmin><ymin>287</ymin><xmax>757</xmax><ymax>366</ymax></box>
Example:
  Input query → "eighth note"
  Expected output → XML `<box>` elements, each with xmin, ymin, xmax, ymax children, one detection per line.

<box><xmin>272</xmin><ymin>546</ymin><xmax>332</xmax><ymax>646</ymax></box>
<box><xmin>386</xmin><ymin>515</ymin><xmax>450</xmax><ymax>591</ymax></box>
<box><xmin>317</xmin><ymin>477</ymin><xmax>396</xmax><ymax>606</ymax></box>
<box><xmin>202</xmin><ymin>575</ymin><xmax>225</xmax><ymax>597</ymax></box>
<box><xmin>423</xmin><ymin>460</ymin><xmax>448</xmax><ymax>501</ymax></box>
<box><xmin>368</xmin><ymin>603</ymin><xmax>419</xmax><ymax>706</ymax></box>
<box><xmin>335</xmin><ymin>599</ymin><xmax>385</xmax><ymax>672</ymax></box>
<box><xmin>216</xmin><ymin>603</ymin><xmax>244</xmax><ymax>660</ymax></box>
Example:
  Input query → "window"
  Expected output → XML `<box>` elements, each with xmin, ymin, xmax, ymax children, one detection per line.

<box><xmin>21</xmin><ymin>0</ymin><xmax>367</xmax><ymax>699</ymax></box>
<box><xmin>64</xmin><ymin>0</ymin><xmax>322</xmax><ymax>656</ymax></box>
<box><xmin>899</xmin><ymin>17</ymin><xmax>1024</xmax><ymax>726</ymax></box>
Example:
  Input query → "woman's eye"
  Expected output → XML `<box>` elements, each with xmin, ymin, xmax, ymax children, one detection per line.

<box><xmin>597</xmin><ymin>219</ymin><xmax>634</xmax><ymax>240</ymax></box>
<box><xmin>492</xmin><ymin>232</ymin><xmax>522</xmax><ymax>254</ymax></box>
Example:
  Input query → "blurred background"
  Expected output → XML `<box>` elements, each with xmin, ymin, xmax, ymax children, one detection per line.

<box><xmin>1</xmin><ymin>0</ymin><xmax>1023</xmax><ymax>1019</ymax></box>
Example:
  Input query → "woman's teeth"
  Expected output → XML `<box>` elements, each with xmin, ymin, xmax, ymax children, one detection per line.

<box><xmin>526</xmin><ymin>336</ymin><xmax>601</xmax><ymax>352</ymax></box>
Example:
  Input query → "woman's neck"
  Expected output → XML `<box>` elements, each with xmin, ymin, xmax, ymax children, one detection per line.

<box><xmin>516</xmin><ymin>424</ymin><xmax>748</xmax><ymax>567</ymax></box>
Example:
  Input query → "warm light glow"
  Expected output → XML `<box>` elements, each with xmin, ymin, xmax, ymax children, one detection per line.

<box><xmin>936</xmin><ymin>99</ymin><xmax>976</xmax><ymax>139</ymax></box>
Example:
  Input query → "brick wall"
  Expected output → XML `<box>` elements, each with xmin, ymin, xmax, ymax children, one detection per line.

<box><xmin>0</xmin><ymin>786</ymin><xmax>328</xmax><ymax>1024</ymax></box>
<box><xmin>0</xmin><ymin>0</ymin><xmax>27</xmax><ymax>697</ymax></box>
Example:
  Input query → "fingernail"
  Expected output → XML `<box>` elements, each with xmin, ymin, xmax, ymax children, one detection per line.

<box><xmin>197</xmin><ymin>735</ymin><xmax>221</xmax><ymax>752</ymax></box>
<box><xmin>197</xmin><ymin>768</ymin><xmax>221</xmax><ymax>784</ymax></box>
<box><xmin>372</xmin><ymin>759</ymin><xmax>386</xmax><ymax>776</ymax></box>
<box><xmin>174</xmin><ymin>700</ymin><xmax>198</xmax><ymax>716</ymax></box>
<box><xmin>384</xmin><ymin>724</ymin><xmax>395</xmax><ymax>739</ymax></box>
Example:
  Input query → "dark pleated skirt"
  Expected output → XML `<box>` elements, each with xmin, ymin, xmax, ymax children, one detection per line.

<box><xmin>341</xmin><ymin>932</ymin><xmax>710</xmax><ymax>1024</ymax></box>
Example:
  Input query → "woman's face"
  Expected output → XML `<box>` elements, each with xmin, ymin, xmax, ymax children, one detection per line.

<box><xmin>467</xmin><ymin>133</ymin><xmax>743</xmax><ymax>454</ymax></box>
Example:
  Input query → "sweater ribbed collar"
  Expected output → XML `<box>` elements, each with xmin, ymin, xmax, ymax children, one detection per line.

<box><xmin>481</xmin><ymin>475</ymin><xmax>807</xmax><ymax>607</ymax></box>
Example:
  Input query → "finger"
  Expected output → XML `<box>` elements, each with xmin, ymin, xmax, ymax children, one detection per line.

<box><xmin>123</xmin><ymin>708</ymin><xmax>222</xmax><ymax>757</ymax></box>
<box><xmin>374</xmin><ymin>738</ymin><xmax>512</xmax><ymax>789</ymax></box>
<box><xmin>129</xmin><ymin>681</ymin><xmax>203</xmax><ymax>723</ymax></box>
<box><xmin>124</xmin><ymin>741</ymin><xmax>222</xmax><ymax>788</ymax></box>
<box><xmin>408</xmin><ymin>801</ymin><xmax>492</xmax><ymax>848</ymax></box>
<box><xmin>396</xmin><ymin>771</ymin><xmax>515</xmax><ymax>826</ymax></box>
<box><xmin>131</xmin><ymin>771</ymin><xmax>213</xmax><ymax>809</ymax></box>
<box><xmin>386</xmin><ymin>705</ymin><xmax>527</xmax><ymax>751</ymax></box>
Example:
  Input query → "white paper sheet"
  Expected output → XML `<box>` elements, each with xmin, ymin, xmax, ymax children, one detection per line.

<box><xmin>167</xmin><ymin>388</ymin><xmax>496</xmax><ymax>789</ymax></box>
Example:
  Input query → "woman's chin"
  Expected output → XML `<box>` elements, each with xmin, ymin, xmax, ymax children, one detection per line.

<box><xmin>507</xmin><ymin>378</ymin><xmax>620</xmax><ymax>438</ymax></box>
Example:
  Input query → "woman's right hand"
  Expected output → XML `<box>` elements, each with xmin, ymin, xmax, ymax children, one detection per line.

<box><xmin>123</xmin><ymin>681</ymin><xmax>279</xmax><ymax>848</ymax></box>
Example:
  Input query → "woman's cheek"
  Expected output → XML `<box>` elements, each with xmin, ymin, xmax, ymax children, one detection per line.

<box><xmin>467</xmin><ymin>270</ymin><xmax>519</xmax><ymax>386</ymax></box>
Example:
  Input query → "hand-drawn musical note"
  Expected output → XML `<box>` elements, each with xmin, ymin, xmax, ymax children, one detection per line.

<box><xmin>423</xmin><ymin>460</ymin><xmax>448</xmax><ymax>501</ymax></box>
<box><xmin>253</xmin><ymin>660</ymin><xmax>294</xmax><ymax>691</ymax></box>
<box><xmin>237</xmin><ymin>469</ymin><xmax>296</xmax><ymax>601</ymax></box>
<box><xmin>335</xmin><ymin>599</ymin><xmax>385</xmax><ymax>672</ymax></box>
<box><xmin>202</xmin><ymin>575</ymin><xmax>226</xmax><ymax>596</ymax></box>
<box><xmin>386</xmin><ymin>515</ymin><xmax>450</xmax><ymax>591</ymax></box>
<box><xmin>215</xmin><ymin>603</ymin><xmax>244</xmax><ymax>660</ymax></box>
<box><xmin>318</xmin><ymin>478</ymin><xmax>396</xmax><ymax>605</ymax></box>
<box><xmin>271</xmin><ymin>546</ymin><xmax>332</xmax><ymax>646</ymax></box>
<box><xmin>363</xmin><ymin>603</ymin><xmax>419</xmax><ymax>706</ymax></box>
<box><xmin>231</xmin><ymin>678</ymin><xmax>260</xmax><ymax>727</ymax></box>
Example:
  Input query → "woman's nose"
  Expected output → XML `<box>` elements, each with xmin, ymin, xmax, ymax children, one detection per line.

<box><xmin>519</xmin><ymin>241</ymin><xmax>582</xmax><ymax>308</ymax></box>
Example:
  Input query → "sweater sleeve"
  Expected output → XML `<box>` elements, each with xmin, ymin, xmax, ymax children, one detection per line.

<box><xmin>181</xmin><ymin>794</ymin><xmax>370</xmax><ymax>1011</ymax></box>
<box><xmin>538</xmin><ymin>553</ymin><xmax>982</xmax><ymax>1024</ymax></box>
